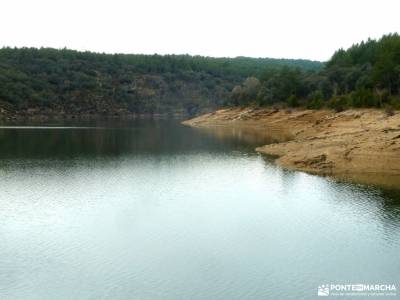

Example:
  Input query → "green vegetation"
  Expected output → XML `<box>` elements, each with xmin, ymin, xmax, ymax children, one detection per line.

<box><xmin>0</xmin><ymin>48</ymin><xmax>321</xmax><ymax>116</ymax></box>
<box><xmin>232</xmin><ymin>33</ymin><xmax>400</xmax><ymax>110</ymax></box>
<box><xmin>2</xmin><ymin>33</ymin><xmax>398</xmax><ymax>117</ymax></box>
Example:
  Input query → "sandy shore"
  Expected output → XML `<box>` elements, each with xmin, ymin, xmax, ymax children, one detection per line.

<box><xmin>183</xmin><ymin>107</ymin><xmax>400</xmax><ymax>188</ymax></box>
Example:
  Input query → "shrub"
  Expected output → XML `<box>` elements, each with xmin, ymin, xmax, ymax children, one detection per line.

<box><xmin>349</xmin><ymin>88</ymin><xmax>379</xmax><ymax>107</ymax></box>
<box><xmin>389</xmin><ymin>96</ymin><xmax>400</xmax><ymax>109</ymax></box>
<box><xmin>307</xmin><ymin>90</ymin><xmax>324</xmax><ymax>101</ymax></box>
<box><xmin>328</xmin><ymin>95</ymin><xmax>349</xmax><ymax>112</ymax></box>
<box><xmin>306</xmin><ymin>98</ymin><xmax>325</xmax><ymax>109</ymax></box>
<box><xmin>384</xmin><ymin>105</ymin><xmax>395</xmax><ymax>116</ymax></box>
<box><xmin>286</xmin><ymin>95</ymin><xmax>299</xmax><ymax>107</ymax></box>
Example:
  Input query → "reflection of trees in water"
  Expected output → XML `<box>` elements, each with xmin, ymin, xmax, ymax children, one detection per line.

<box><xmin>326</xmin><ymin>177</ymin><xmax>400</xmax><ymax>236</ymax></box>
<box><xmin>333</xmin><ymin>172</ymin><xmax>400</xmax><ymax>190</ymax></box>
<box><xmin>260</xmin><ymin>153</ymin><xmax>400</xmax><ymax>234</ymax></box>
<box><xmin>329</xmin><ymin>176</ymin><xmax>400</xmax><ymax>231</ymax></box>
<box><xmin>0</xmin><ymin>120</ymin><xmax>282</xmax><ymax>159</ymax></box>
<box><xmin>378</xmin><ymin>188</ymin><xmax>400</xmax><ymax>229</ymax></box>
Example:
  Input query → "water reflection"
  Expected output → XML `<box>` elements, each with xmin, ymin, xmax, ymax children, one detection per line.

<box><xmin>192</xmin><ymin>125</ymin><xmax>292</xmax><ymax>146</ymax></box>
<box><xmin>0</xmin><ymin>120</ymin><xmax>261</xmax><ymax>159</ymax></box>
<box><xmin>0</xmin><ymin>119</ymin><xmax>400</xmax><ymax>300</ymax></box>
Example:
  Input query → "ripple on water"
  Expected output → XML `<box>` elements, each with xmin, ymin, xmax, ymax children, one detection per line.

<box><xmin>0</xmin><ymin>121</ymin><xmax>399</xmax><ymax>300</ymax></box>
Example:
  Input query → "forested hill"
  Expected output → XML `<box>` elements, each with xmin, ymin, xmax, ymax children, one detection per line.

<box><xmin>231</xmin><ymin>33</ymin><xmax>400</xmax><ymax>110</ymax></box>
<box><xmin>0</xmin><ymin>48</ymin><xmax>322</xmax><ymax>117</ymax></box>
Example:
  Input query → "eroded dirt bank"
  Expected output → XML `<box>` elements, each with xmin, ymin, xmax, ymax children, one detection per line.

<box><xmin>183</xmin><ymin>107</ymin><xmax>400</xmax><ymax>187</ymax></box>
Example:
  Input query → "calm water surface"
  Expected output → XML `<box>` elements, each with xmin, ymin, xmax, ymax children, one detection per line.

<box><xmin>0</xmin><ymin>119</ymin><xmax>399</xmax><ymax>299</ymax></box>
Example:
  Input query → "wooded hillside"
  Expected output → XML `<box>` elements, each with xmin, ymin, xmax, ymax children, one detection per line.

<box><xmin>0</xmin><ymin>48</ymin><xmax>322</xmax><ymax>117</ymax></box>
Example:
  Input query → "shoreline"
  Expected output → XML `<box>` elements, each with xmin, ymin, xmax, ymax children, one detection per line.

<box><xmin>183</xmin><ymin>107</ymin><xmax>400</xmax><ymax>188</ymax></box>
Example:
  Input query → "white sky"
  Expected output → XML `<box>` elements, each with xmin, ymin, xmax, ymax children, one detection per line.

<box><xmin>1</xmin><ymin>0</ymin><xmax>399</xmax><ymax>61</ymax></box>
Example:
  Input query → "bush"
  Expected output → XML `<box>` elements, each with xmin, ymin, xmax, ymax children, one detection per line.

<box><xmin>306</xmin><ymin>98</ymin><xmax>325</xmax><ymax>109</ymax></box>
<box><xmin>384</xmin><ymin>105</ymin><xmax>395</xmax><ymax>116</ymax></box>
<box><xmin>349</xmin><ymin>88</ymin><xmax>378</xmax><ymax>107</ymax></box>
<box><xmin>286</xmin><ymin>95</ymin><xmax>299</xmax><ymax>107</ymax></box>
<box><xmin>328</xmin><ymin>95</ymin><xmax>349</xmax><ymax>112</ymax></box>
<box><xmin>307</xmin><ymin>90</ymin><xmax>324</xmax><ymax>101</ymax></box>
<box><xmin>389</xmin><ymin>96</ymin><xmax>400</xmax><ymax>109</ymax></box>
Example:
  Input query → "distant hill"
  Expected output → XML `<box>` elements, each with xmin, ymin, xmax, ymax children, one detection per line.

<box><xmin>0</xmin><ymin>47</ymin><xmax>322</xmax><ymax>117</ymax></box>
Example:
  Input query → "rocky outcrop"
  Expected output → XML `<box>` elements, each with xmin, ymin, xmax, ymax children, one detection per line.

<box><xmin>183</xmin><ymin>107</ymin><xmax>400</xmax><ymax>187</ymax></box>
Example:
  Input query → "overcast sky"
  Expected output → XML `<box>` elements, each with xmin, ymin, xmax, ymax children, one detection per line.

<box><xmin>1</xmin><ymin>0</ymin><xmax>399</xmax><ymax>61</ymax></box>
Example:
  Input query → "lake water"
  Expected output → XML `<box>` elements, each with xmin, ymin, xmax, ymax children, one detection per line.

<box><xmin>0</xmin><ymin>119</ymin><xmax>399</xmax><ymax>299</ymax></box>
